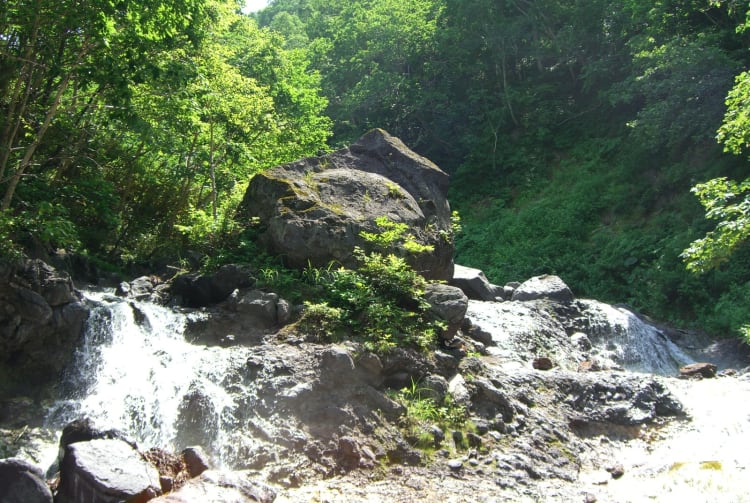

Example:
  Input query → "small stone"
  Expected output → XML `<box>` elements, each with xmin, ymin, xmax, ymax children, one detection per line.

<box><xmin>679</xmin><ymin>362</ymin><xmax>717</xmax><ymax>378</ymax></box>
<box><xmin>447</xmin><ymin>459</ymin><xmax>463</xmax><ymax>471</ymax></box>
<box><xmin>583</xmin><ymin>493</ymin><xmax>598</xmax><ymax>503</ymax></box>
<box><xmin>467</xmin><ymin>432</ymin><xmax>483</xmax><ymax>448</ymax></box>
<box><xmin>606</xmin><ymin>464</ymin><xmax>625</xmax><ymax>479</ymax></box>
<box><xmin>578</xmin><ymin>360</ymin><xmax>602</xmax><ymax>372</ymax></box>
<box><xmin>533</xmin><ymin>357</ymin><xmax>554</xmax><ymax>370</ymax></box>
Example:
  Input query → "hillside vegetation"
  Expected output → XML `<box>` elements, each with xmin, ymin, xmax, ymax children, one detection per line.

<box><xmin>2</xmin><ymin>0</ymin><xmax>750</xmax><ymax>339</ymax></box>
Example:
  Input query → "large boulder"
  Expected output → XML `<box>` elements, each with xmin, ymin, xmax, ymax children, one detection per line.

<box><xmin>0</xmin><ymin>259</ymin><xmax>89</xmax><ymax>396</ymax></box>
<box><xmin>57</xmin><ymin>438</ymin><xmax>161</xmax><ymax>503</ymax></box>
<box><xmin>237</xmin><ymin>129</ymin><xmax>454</xmax><ymax>280</ymax></box>
<box><xmin>0</xmin><ymin>457</ymin><xmax>53</xmax><ymax>503</ymax></box>
<box><xmin>511</xmin><ymin>275</ymin><xmax>574</xmax><ymax>304</ymax></box>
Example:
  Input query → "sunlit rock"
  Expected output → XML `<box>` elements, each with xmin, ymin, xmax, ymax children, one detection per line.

<box><xmin>237</xmin><ymin>128</ymin><xmax>454</xmax><ymax>280</ymax></box>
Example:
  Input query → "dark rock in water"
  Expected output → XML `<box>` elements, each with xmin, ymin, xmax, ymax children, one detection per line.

<box><xmin>0</xmin><ymin>457</ymin><xmax>53</xmax><ymax>503</ymax></box>
<box><xmin>237</xmin><ymin>128</ymin><xmax>455</xmax><ymax>280</ymax></box>
<box><xmin>116</xmin><ymin>275</ymin><xmax>157</xmax><ymax>300</ymax></box>
<box><xmin>451</xmin><ymin>264</ymin><xmax>502</xmax><ymax>301</ymax></box>
<box><xmin>175</xmin><ymin>387</ymin><xmax>219</xmax><ymax>448</ymax></box>
<box><xmin>679</xmin><ymin>362</ymin><xmax>717</xmax><ymax>379</ymax></box>
<box><xmin>57</xmin><ymin>438</ymin><xmax>161</xmax><ymax>503</ymax></box>
<box><xmin>182</xmin><ymin>446</ymin><xmax>211</xmax><ymax>478</ymax></box>
<box><xmin>511</xmin><ymin>275</ymin><xmax>574</xmax><ymax>304</ymax></box>
<box><xmin>533</xmin><ymin>357</ymin><xmax>554</xmax><ymax>370</ymax></box>
<box><xmin>150</xmin><ymin>470</ymin><xmax>276</xmax><ymax>503</ymax></box>
<box><xmin>0</xmin><ymin>258</ymin><xmax>89</xmax><ymax>395</ymax></box>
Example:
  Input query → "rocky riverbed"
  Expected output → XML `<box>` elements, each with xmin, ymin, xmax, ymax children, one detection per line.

<box><xmin>2</xmin><ymin>267</ymin><xmax>749</xmax><ymax>502</ymax></box>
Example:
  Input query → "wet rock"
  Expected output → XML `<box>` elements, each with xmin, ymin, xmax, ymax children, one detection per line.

<box><xmin>116</xmin><ymin>276</ymin><xmax>156</xmax><ymax>300</ymax></box>
<box><xmin>511</xmin><ymin>275</ymin><xmax>574</xmax><ymax>304</ymax></box>
<box><xmin>58</xmin><ymin>438</ymin><xmax>161</xmax><ymax>503</ymax></box>
<box><xmin>58</xmin><ymin>417</ymin><xmax>135</xmax><ymax>463</ymax></box>
<box><xmin>182</xmin><ymin>446</ymin><xmax>211</xmax><ymax>478</ymax></box>
<box><xmin>175</xmin><ymin>387</ymin><xmax>219</xmax><ymax>448</ymax></box>
<box><xmin>447</xmin><ymin>459</ymin><xmax>463</xmax><ymax>471</ymax></box>
<box><xmin>150</xmin><ymin>470</ymin><xmax>276</xmax><ymax>503</ymax></box>
<box><xmin>451</xmin><ymin>264</ymin><xmax>502</xmax><ymax>301</ymax></box>
<box><xmin>679</xmin><ymin>362</ymin><xmax>717</xmax><ymax>379</ymax></box>
<box><xmin>562</xmin><ymin>374</ymin><xmax>684</xmax><ymax>427</ymax></box>
<box><xmin>0</xmin><ymin>457</ymin><xmax>53</xmax><ymax>503</ymax></box>
<box><xmin>237</xmin><ymin>129</ymin><xmax>454</xmax><ymax>280</ymax></box>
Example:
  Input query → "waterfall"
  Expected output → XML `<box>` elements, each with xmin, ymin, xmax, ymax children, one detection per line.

<box><xmin>466</xmin><ymin>298</ymin><xmax>694</xmax><ymax>375</ymax></box>
<box><xmin>45</xmin><ymin>290</ymin><xmax>259</xmax><ymax>466</ymax></box>
<box><xmin>579</xmin><ymin>300</ymin><xmax>694</xmax><ymax>375</ymax></box>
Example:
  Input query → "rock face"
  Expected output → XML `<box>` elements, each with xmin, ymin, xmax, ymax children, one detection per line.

<box><xmin>0</xmin><ymin>457</ymin><xmax>53</xmax><ymax>503</ymax></box>
<box><xmin>0</xmin><ymin>259</ymin><xmax>89</xmax><ymax>396</ymax></box>
<box><xmin>237</xmin><ymin>129</ymin><xmax>454</xmax><ymax>280</ymax></box>
<box><xmin>58</xmin><ymin>438</ymin><xmax>162</xmax><ymax>503</ymax></box>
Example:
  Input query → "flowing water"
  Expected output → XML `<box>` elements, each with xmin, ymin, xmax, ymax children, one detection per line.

<box><xmin>578</xmin><ymin>299</ymin><xmax>696</xmax><ymax>374</ymax></box>
<box><xmin>32</xmin><ymin>292</ymin><xmax>750</xmax><ymax>500</ymax></box>
<box><xmin>44</xmin><ymin>290</ymin><xmax>260</xmax><ymax>468</ymax></box>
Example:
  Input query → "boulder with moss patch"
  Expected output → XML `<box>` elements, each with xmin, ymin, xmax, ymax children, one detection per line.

<box><xmin>237</xmin><ymin>129</ymin><xmax>454</xmax><ymax>280</ymax></box>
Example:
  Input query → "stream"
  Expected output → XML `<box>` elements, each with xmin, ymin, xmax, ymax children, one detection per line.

<box><xmin>19</xmin><ymin>290</ymin><xmax>750</xmax><ymax>501</ymax></box>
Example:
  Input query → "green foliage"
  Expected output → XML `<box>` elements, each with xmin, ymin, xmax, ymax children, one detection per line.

<box><xmin>360</xmin><ymin>216</ymin><xmax>434</xmax><ymax>254</ymax></box>
<box><xmin>295</xmin><ymin>246</ymin><xmax>440</xmax><ymax>354</ymax></box>
<box><xmin>681</xmin><ymin>177</ymin><xmax>750</xmax><ymax>273</ymax></box>
<box><xmin>392</xmin><ymin>378</ymin><xmax>470</xmax><ymax>452</ymax></box>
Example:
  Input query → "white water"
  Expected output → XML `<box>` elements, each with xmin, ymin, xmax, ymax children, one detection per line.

<box><xmin>466</xmin><ymin>298</ymin><xmax>694</xmax><ymax>375</ymax></box>
<box><xmin>45</xmin><ymin>291</ymin><xmax>256</xmax><ymax>465</ymax></box>
<box><xmin>579</xmin><ymin>299</ymin><xmax>695</xmax><ymax>375</ymax></box>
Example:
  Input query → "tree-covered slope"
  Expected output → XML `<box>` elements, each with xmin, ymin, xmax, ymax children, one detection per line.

<box><xmin>256</xmin><ymin>0</ymin><xmax>750</xmax><ymax>337</ymax></box>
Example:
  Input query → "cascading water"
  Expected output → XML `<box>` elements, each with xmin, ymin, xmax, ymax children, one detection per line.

<box><xmin>578</xmin><ymin>299</ymin><xmax>695</xmax><ymax>375</ymax></box>
<box><xmin>466</xmin><ymin>298</ymin><xmax>694</xmax><ymax>375</ymax></box>
<box><xmin>45</xmin><ymin>290</ymin><xmax>260</xmax><ymax>467</ymax></box>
